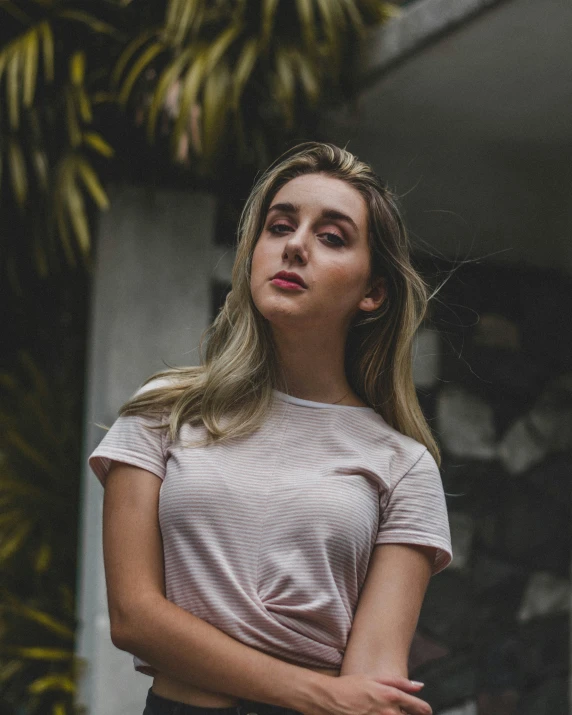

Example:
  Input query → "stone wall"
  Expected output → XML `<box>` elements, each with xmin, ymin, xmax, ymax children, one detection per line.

<box><xmin>408</xmin><ymin>258</ymin><xmax>571</xmax><ymax>714</ymax></box>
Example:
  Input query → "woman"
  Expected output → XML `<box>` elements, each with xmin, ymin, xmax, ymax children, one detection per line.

<box><xmin>89</xmin><ymin>142</ymin><xmax>452</xmax><ymax>715</ymax></box>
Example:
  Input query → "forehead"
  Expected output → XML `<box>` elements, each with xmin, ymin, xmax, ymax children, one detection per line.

<box><xmin>271</xmin><ymin>174</ymin><xmax>368</xmax><ymax>229</ymax></box>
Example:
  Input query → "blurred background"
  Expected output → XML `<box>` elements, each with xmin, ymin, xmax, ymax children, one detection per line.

<box><xmin>0</xmin><ymin>0</ymin><xmax>570</xmax><ymax>713</ymax></box>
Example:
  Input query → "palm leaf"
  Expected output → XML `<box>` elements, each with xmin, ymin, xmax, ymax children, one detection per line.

<box><xmin>291</xmin><ymin>48</ymin><xmax>319</xmax><ymax>106</ymax></box>
<box><xmin>76</xmin><ymin>157</ymin><xmax>109</xmax><ymax>210</ymax></box>
<box><xmin>39</xmin><ymin>20</ymin><xmax>54</xmax><ymax>82</ymax></box>
<box><xmin>171</xmin><ymin>48</ymin><xmax>207</xmax><ymax>157</ymax></box>
<box><xmin>295</xmin><ymin>0</ymin><xmax>317</xmax><ymax>50</ymax></box>
<box><xmin>165</xmin><ymin>0</ymin><xmax>204</xmax><ymax>46</ymax></box>
<box><xmin>66</xmin><ymin>182</ymin><xmax>90</xmax><ymax>255</ymax></box>
<box><xmin>261</xmin><ymin>0</ymin><xmax>279</xmax><ymax>48</ymax></box>
<box><xmin>22</xmin><ymin>29</ymin><xmax>39</xmax><ymax>107</ymax></box>
<box><xmin>28</xmin><ymin>674</ymin><xmax>75</xmax><ymax>694</ymax></box>
<box><xmin>0</xmin><ymin>521</ymin><xmax>32</xmax><ymax>562</ymax></box>
<box><xmin>7</xmin><ymin>46</ymin><xmax>20</xmax><ymax>130</ymax></box>
<box><xmin>118</xmin><ymin>40</ymin><xmax>164</xmax><ymax>106</ymax></box>
<box><xmin>65</xmin><ymin>88</ymin><xmax>81</xmax><ymax>146</ymax></box>
<box><xmin>31</xmin><ymin>148</ymin><xmax>49</xmax><ymax>191</ymax></box>
<box><xmin>146</xmin><ymin>46</ymin><xmax>194</xmax><ymax>142</ymax></box>
<box><xmin>0</xmin><ymin>592</ymin><xmax>74</xmax><ymax>639</ymax></box>
<box><xmin>274</xmin><ymin>47</ymin><xmax>296</xmax><ymax>129</ymax></box>
<box><xmin>4</xmin><ymin>647</ymin><xmax>73</xmax><ymax>661</ymax></box>
<box><xmin>7</xmin><ymin>139</ymin><xmax>27</xmax><ymax>206</ymax></box>
<box><xmin>110</xmin><ymin>26</ymin><xmax>160</xmax><ymax>88</ymax></box>
<box><xmin>204</xmin><ymin>23</ymin><xmax>241</xmax><ymax>75</ymax></box>
<box><xmin>70</xmin><ymin>51</ymin><xmax>85</xmax><ymax>86</ymax></box>
<box><xmin>202</xmin><ymin>60</ymin><xmax>231</xmax><ymax>160</ymax></box>
<box><xmin>82</xmin><ymin>131</ymin><xmax>115</xmax><ymax>157</ymax></box>
<box><xmin>231</xmin><ymin>37</ymin><xmax>259</xmax><ymax>111</ymax></box>
<box><xmin>57</xmin><ymin>9</ymin><xmax>120</xmax><ymax>37</ymax></box>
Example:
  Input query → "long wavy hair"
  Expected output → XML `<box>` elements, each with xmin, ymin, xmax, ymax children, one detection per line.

<box><xmin>119</xmin><ymin>141</ymin><xmax>441</xmax><ymax>465</ymax></box>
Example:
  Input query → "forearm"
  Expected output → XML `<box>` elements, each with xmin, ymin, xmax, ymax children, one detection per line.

<box><xmin>339</xmin><ymin>640</ymin><xmax>408</xmax><ymax>679</ymax></box>
<box><xmin>114</xmin><ymin>594</ymin><xmax>331</xmax><ymax>711</ymax></box>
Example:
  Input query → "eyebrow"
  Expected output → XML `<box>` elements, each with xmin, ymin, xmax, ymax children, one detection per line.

<box><xmin>267</xmin><ymin>202</ymin><xmax>359</xmax><ymax>234</ymax></box>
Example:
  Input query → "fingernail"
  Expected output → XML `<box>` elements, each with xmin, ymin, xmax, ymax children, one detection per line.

<box><xmin>410</xmin><ymin>680</ymin><xmax>424</xmax><ymax>687</ymax></box>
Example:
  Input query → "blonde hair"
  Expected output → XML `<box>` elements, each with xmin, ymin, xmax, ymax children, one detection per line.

<box><xmin>120</xmin><ymin>141</ymin><xmax>441</xmax><ymax>465</ymax></box>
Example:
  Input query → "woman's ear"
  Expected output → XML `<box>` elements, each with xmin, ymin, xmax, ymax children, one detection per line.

<box><xmin>358</xmin><ymin>276</ymin><xmax>387</xmax><ymax>313</ymax></box>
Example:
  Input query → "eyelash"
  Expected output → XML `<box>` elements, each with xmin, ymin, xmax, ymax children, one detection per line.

<box><xmin>268</xmin><ymin>223</ymin><xmax>345</xmax><ymax>247</ymax></box>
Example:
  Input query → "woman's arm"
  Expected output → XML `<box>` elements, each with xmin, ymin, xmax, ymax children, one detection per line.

<box><xmin>340</xmin><ymin>543</ymin><xmax>434</xmax><ymax>678</ymax></box>
<box><xmin>103</xmin><ymin>461</ymin><xmax>329</xmax><ymax>712</ymax></box>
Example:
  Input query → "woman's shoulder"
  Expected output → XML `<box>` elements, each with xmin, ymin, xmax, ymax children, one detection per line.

<box><xmin>132</xmin><ymin>372</ymin><xmax>185</xmax><ymax>398</ymax></box>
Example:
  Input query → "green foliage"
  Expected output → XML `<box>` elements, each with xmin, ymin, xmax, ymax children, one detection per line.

<box><xmin>0</xmin><ymin>0</ymin><xmax>399</xmax><ymax>276</ymax></box>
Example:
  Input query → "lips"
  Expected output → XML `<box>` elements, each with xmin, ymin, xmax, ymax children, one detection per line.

<box><xmin>271</xmin><ymin>271</ymin><xmax>307</xmax><ymax>288</ymax></box>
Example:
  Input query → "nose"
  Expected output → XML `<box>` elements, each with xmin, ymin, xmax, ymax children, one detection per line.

<box><xmin>282</xmin><ymin>227</ymin><xmax>309</xmax><ymax>265</ymax></box>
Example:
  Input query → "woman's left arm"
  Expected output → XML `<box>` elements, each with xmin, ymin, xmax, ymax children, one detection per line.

<box><xmin>340</xmin><ymin>542</ymin><xmax>435</xmax><ymax>679</ymax></box>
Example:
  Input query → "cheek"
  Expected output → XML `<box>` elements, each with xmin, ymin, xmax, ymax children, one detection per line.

<box><xmin>321</xmin><ymin>258</ymin><xmax>369</xmax><ymax>297</ymax></box>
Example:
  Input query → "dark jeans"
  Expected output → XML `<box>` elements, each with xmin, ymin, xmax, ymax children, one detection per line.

<box><xmin>142</xmin><ymin>687</ymin><xmax>305</xmax><ymax>715</ymax></box>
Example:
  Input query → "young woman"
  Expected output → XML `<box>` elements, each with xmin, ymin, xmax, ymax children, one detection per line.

<box><xmin>89</xmin><ymin>142</ymin><xmax>452</xmax><ymax>715</ymax></box>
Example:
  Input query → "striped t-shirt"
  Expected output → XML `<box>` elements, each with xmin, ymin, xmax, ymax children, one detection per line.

<box><xmin>88</xmin><ymin>377</ymin><xmax>452</xmax><ymax>676</ymax></box>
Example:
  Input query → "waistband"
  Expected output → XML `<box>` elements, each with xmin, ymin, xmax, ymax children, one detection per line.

<box><xmin>145</xmin><ymin>687</ymin><xmax>303</xmax><ymax>715</ymax></box>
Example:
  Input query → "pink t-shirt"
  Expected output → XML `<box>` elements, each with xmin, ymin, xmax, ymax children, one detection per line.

<box><xmin>88</xmin><ymin>378</ymin><xmax>452</xmax><ymax>675</ymax></box>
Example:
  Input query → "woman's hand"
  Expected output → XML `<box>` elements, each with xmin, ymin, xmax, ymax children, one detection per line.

<box><xmin>306</xmin><ymin>673</ymin><xmax>432</xmax><ymax>715</ymax></box>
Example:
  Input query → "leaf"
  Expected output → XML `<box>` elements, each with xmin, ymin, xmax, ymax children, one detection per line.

<box><xmin>295</xmin><ymin>0</ymin><xmax>316</xmax><ymax>50</ymax></box>
<box><xmin>5</xmin><ymin>429</ymin><xmax>53</xmax><ymax>472</ymax></box>
<box><xmin>146</xmin><ymin>47</ymin><xmax>193</xmax><ymax>142</ymax></box>
<box><xmin>202</xmin><ymin>60</ymin><xmax>231</xmax><ymax>160</ymax></box>
<box><xmin>315</xmin><ymin>0</ymin><xmax>344</xmax><ymax>50</ymax></box>
<box><xmin>5</xmin><ymin>647</ymin><xmax>73</xmax><ymax>661</ymax></box>
<box><xmin>55</xmin><ymin>201</ymin><xmax>76</xmax><ymax>267</ymax></box>
<box><xmin>0</xmin><ymin>521</ymin><xmax>31</xmax><ymax>562</ymax></box>
<box><xmin>274</xmin><ymin>47</ymin><xmax>296</xmax><ymax>129</ymax></box>
<box><xmin>34</xmin><ymin>542</ymin><xmax>52</xmax><ymax>573</ymax></box>
<box><xmin>204</xmin><ymin>23</ymin><xmax>241</xmax><ymax>75</ymax></box>
<box><xmin>261</xmin><ymin>0</ymin><xmax>279</xmax><ymax>48</ymax></box>
<box><xmin>76</xmin><ymin>158</ymin><xmax>109</xmax><ymax>210</ymax></box>
<box><xmin>0</xmin><ymin>660</ymin><xmax>24</xmax><ymax>683</ymax></box>
<box><xmin>70</xmin><ymin>51</ymin><xmax>85</xmax><ymax>86</ymax></box>
<box><xmin>1</xmin><ymin>598</ymin><xmax>74</xmax><ymax>639</ymax></box>
<box><xmin>7</xmin><ymin>46</ymin><xmax>20</xmax><ymax>130</ymax></box>
<box><xmin>22</xmin><ymin>28</ymin><xmax>39</xmax><ymax>107</ymax></box>
<box><xmin>111</xmin><ymin>27</ymin><xmax>159</xmax><ymax>88</ymax></box>
<box><xmin>65</xmin><ymin>89</ymin><xmax>82</xmax><ymax>147</ymax></box>
<box><xmin>118</xmin><ymin>41</ymin><xmax>164</xmax><ymax>107</ymax></box>
<box><xmin>39</xmin><ymin>21</ymin><xmax>54</xmax><ymax>82</ymax></box>
<box><xmin>32</xmin><ymin>148</ymin><xmax>49</xmax><ymax>191</ymax></box>
<box><xmin>82</xmin><ymin>132</ymin><xmax>114</xmax><ymax>157</ymax></box>
<box><xmin>57</xmin><ymin>10</ymin><xmax>120</xmax><ymax>37</ymax></box>
<box><xmin>28</xmin><ymin>674</ymin><xmax>75</xmax><ymax>694</ymax></box>
<box><xmin>291</xmin><ymin>49</ymin><xmax>319</xmax><ymax>106</ymax></box>
<box><xmin>171</xmin><ymin>49</ymin><xmax>207</xmax><ymax>157</ymax></box>
<box><xmin>77</xmin><ymin>86</ymin><xmax>93</xmax><ymax>122</ymax></box>
<box><xmin>7</xmin><ymin>140</ymin><xmax>27</xmax><ymax>207</ymax></box>
<box><xmin>66</xmin><ymin>183</ymin><xmax>91</xmax><ymax>255</ymax></box>
<box><xmin>338</xmin><ymin>0</ymin><xmax>365</xmax><ymax>32</ymax></box>
<box><xmin>166</xmin><ymin>0</ymin><xmax>203</xmax><ymax>46</ymax></box>
<box><xmin>231</xmin><ymin>37</ymin><xmax>259</xmax><ymax>111</ymax></box>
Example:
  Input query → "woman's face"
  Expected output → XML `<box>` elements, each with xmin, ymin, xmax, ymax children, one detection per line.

<box><xmin>250</xmin><ymin>172</ymin><xmax>385</xmax><ymax>332</ymax></box>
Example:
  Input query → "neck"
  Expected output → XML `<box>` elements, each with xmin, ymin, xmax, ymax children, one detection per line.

<box><xmin>271</xmin><ymin>327</ymin><xmax>356</xmax><ymax>404</ymax></box>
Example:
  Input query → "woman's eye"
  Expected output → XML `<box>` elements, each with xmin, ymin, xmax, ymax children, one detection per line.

<box><xmin>268</xmin><ymin>223</ymin><xmax>292</xmax><ymax>234</ymax></box>
<box><xmin>322</xmin><ymin>233</ymin><xmax>345</xmax><ymax>247</ymax></box>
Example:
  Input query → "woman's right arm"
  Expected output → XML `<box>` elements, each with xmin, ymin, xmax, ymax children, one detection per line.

<box><xmin>103</xmin><ymin>462</ymin><xmax>432</xmax><ymax>715</ymax></box>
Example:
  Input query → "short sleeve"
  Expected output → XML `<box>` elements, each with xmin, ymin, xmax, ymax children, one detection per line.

<box><xmin>375</xmin><ymin>448</ymin><xmax>453</xmax><ymax>575</ymax></box>
<box><xmin>88</xmin><ymin>412</ymin><xmax>167</xmax><ymax>487</ymax></box>
<box><xmin>88</xmin><ymin>379</ymin><xmax>172</xmax><ymax>487</ymax></box>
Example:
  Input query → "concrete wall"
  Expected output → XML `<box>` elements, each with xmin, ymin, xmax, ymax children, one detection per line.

<box><xmin>75</xmin><ymin>185</ymin><xmax>219</xmax><ymax>714</ymax></box>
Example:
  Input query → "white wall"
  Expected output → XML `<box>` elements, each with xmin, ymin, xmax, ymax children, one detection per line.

<box><xmin>75</xmin><ymin>185</ymin><xmax>220</xmax><ymax>714</ymax></box>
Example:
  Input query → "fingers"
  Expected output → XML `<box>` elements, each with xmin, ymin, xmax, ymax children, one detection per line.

<box><xmin>372</xmin><ymin>675</ymin><xmax>425</xmax><ymax>693</ymax></box>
